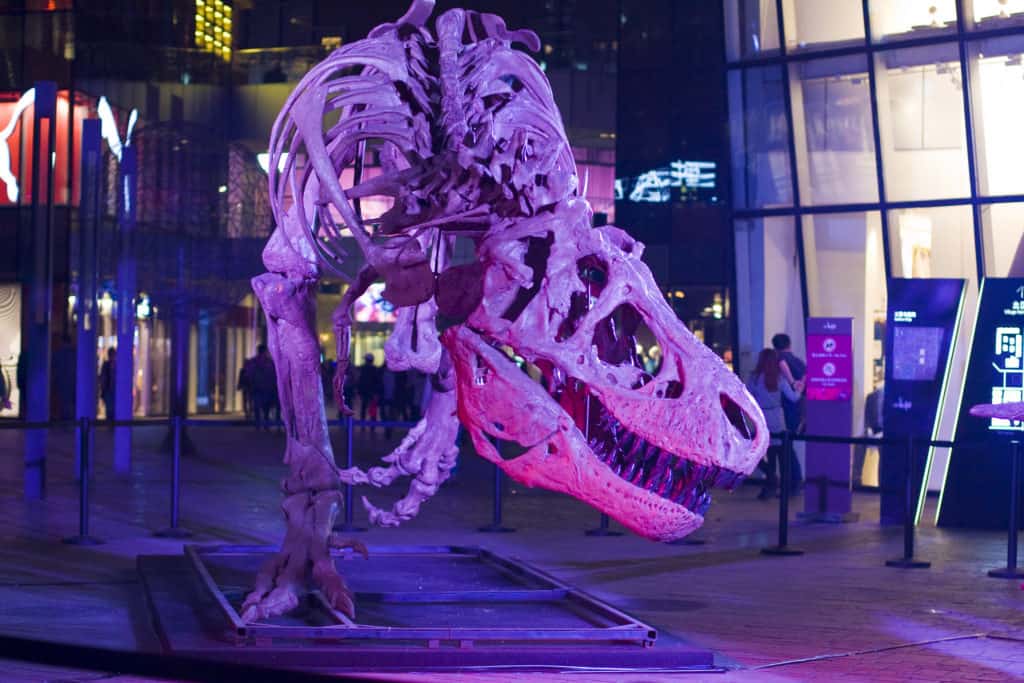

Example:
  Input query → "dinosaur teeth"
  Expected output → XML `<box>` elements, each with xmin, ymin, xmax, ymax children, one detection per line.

<box><xmin>584</xmin><ymin>402</ymin><xmax>745</xmax><ymax>515</ymax></box>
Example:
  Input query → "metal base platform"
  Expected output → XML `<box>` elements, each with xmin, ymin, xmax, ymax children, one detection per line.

<box><xmin>138</xmin><ymin>544</ymin><xmax>716</xmax><ymax>672</ymax></box>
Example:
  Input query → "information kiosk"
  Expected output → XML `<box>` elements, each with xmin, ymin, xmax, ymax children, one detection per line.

<box><xmin>879</xmin><ymin>279</ymin><xmax>965</xmax><ymax>525</ymax></box>
<box><xmin>940</xmin><ymin>278</ymin><xmax>1024</xmax><ymax>529</ymax></box>
<box><xmin>803</xmin><ymin>317</ymin><xmax>855</xmax><ymax>521</ymax></box>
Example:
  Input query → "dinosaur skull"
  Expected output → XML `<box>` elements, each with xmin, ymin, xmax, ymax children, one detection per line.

<box><xmin>443</xmin><ymin>200</ymin><xmax>767</xmax><ymax>541</ymax></box>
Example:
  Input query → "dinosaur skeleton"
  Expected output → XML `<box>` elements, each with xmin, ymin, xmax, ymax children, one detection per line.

<box><xmin>244</xmin><ymin>0</ymin><xmax>768</xmax><ymax>623</ymax></box>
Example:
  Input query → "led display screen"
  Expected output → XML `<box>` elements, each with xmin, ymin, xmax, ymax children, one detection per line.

<box><xmin>353</xmin><ymin>282</ymin><xmax>397</xmax><ymax>324</ymax></box>
<box><xmin>892</xmin><ymin>326</ymin><xmax>944</xmax><ymax>381</ymax></box>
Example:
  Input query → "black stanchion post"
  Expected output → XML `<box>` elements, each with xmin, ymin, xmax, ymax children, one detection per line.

<box><xmin>886</xmin><ymin>434</ymin><xmax>929</xmax><ymax>568</ymax></box>
<box><xmin>988</xmin><ymin>439</ymin><xmax>1024</xmax><ymax>579</ymax></box>
<box><xmin>155</xmin><ymin>416</ymin><xmax>193</xmax><ymax>538</ymax></box>
<box><xmin>64</xmin><ymin>417</ymin><xmax>103</xmax><ymax>546</ymax></box>
<box><xmin>762</xmin><ymin>430</ymin><xmax>803</xmax><ymax>556</ymax></box>
<box><xmin>586</xmin><ymin>512</ymin><xmax>623</xmax><ymax>537</ymax></box>
<box><xmin>335</xmin><ymin>415</ymin><xmax>366</xmax><ymax>532</ymax></box>
<box><xmin>479</xmin><ymin>451</ymin><xmax>514</xmax><ymax>533</ymax></box>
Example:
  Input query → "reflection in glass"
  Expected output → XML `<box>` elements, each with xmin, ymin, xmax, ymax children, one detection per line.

<box><xmin>734</xmin><ymin>217</ymin><xmax>803</xmax><ymax>378</ymax></box>
<box><xmin>876</xmin><ymin>44</ymin><xmax>970</xmax><ymax>201</ymax></box>
<box><xmin>969</xmin><ymin>37</ymin><xmax>1024</xmax><ymax>196</ymax></box>
<box><xmin>868</xmin><ymin>0</ymin><xmax>957</xmax><ymax>41</ymax></box>
<box><xmin>980</xmin><ymin>203</ymin><xmax>1024</xmax><ymax>276</ymax></box>
<box><xmin>888</xmin><ymin>205</ymin><xmax>977</xmax><ymax>285</ymax></box>
<box><xmin>802</xmin><ymin>212</ymin><xmax>886</xmax><ymax>453</ymax></box>
<box><xmin>971</xmin><ymin>0</ymin><xmax>1024</xmax><ymax>27</ymax></box>
<box><xmin>724</xmin><ymin>0</ymin><xmax>780</xmax><ymax>60</ymax></box>
<box><xmin>792</xmin><ymin>55</ymin><xmax>878</xmax><ymax>205</ymax></box>
<box><xmin>727</xmin><ymin>67</ymin><xmax>793</xmax><ymax>209</ymax></box>
<box><xmin>782</xmin><ymin>0</ymin><xmax>865</xmax><ymax>51</ymax></box>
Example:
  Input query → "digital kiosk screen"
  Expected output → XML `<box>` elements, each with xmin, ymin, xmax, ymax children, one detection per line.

<box><xmin>881</xmin><ymin>278</ymin><xmax>964</xmax><ymax>525</ymax></box>
<box><xmin>892</xmin><ymin>326</ymin><xmax>944</xmax><ymax>381</ymax></box>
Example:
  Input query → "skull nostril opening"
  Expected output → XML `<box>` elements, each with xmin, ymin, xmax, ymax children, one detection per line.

<box><xmin>720</xmin><ymin>393</ymin><xmax>756</xmax><ymax>441</ymax></box>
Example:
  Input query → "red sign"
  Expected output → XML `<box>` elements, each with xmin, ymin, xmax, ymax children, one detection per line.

<box><xmin>806</xmin><ymin>319</ymin><xmax>853</xmax><ymax>402</ymax></box>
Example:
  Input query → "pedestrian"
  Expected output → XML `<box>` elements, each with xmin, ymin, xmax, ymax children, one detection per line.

<box><xmin>99</xmin><ymin>347</ymin><xmax>116</xmax><ymax>423</ymax></box>
<box><xmin>747</xmin><ymin>348</ymin><xmax>803</xmax><ymax>499</ymax></box>
<box><xmin>772</xmin><ymin>333</ymin><xmax>806</xmax><ymax>487</ymax></box>
<box><xmin>249</xmin><ymin>344</ymin><xmax>278</xmax><ymax>431</ymax></box>
<box><xmin>356</xmin><ymin>353</ymin><xmax>382</xmax><ymax>426</ymax></box>
<box><xmin>237</xmin><ymin>357</ymin><xmax>254</xmax><ymax>421</ymax></box>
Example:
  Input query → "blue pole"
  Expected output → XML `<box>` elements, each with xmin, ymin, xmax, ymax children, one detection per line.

<box><xmin>63</xmin><ymin>417</ymin><xmax>102</xmax><ymax>545</ymax></box>
<box><xmin>334</xmin><ymin>415</ymin><xmax>366</xmax><ymax>532</ymax></box>
<box><xmin>114</xmin><ymin>146</ymin><xmax>137</xmax><ymax>473</ymax></box>
<box><xmin>74</xmin><ymin>119</ymin><xmax>101</xmax><ymax>478</ymax></box>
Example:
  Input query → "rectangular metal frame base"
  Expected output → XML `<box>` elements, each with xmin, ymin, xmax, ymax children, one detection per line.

<box><xmin>138</xmin><ymin>544</ymin><xmax>716</xmax><ymax>672</ymax></box>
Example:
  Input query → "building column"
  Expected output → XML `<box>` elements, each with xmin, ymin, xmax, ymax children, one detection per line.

<box><xmin>23</xmin><ymin>82</ymin><xmax>57</xmax><ymax>500</ymax></box>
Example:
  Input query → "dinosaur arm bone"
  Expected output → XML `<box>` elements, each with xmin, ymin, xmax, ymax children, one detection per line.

<box><xmin>331</xmin><ymin>265</ymin><xmax>378</xmax><ymax>414</ymax></box>
<box><xmin>354</xmin><ymin>351</ymin><xmax>461</xmax><ymax>527</ymax></box>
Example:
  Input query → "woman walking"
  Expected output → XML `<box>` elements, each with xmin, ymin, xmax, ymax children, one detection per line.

<box><xmin>746</xmin><ymin>348</ymin><xmax>803</xmax><ymax>499</ymax></box>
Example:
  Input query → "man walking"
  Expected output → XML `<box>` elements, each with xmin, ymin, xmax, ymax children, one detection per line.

<box><xmin>772</xmin><ymin>333</ymin><xmax>806</xmax><ymax>489</ymax></box>
<box><xmin>249</xmin><ymin>344</ymin><xmax>278</xmax><ymax>431</ymax></box>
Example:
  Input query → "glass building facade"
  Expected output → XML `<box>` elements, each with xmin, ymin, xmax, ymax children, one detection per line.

<box><xmin>724</xmin><ymin>0</ymin><xmax>1024</xmax><ymax>486</ymax></box>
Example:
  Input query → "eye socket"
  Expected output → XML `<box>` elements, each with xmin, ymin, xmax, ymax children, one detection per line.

<box><xmin>577</xmin><ymin>255</ymin><xmax>608</xmax><ymax>289</ymax></box>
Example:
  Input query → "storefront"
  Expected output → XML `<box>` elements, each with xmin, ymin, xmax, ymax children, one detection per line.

<box><xmin>724</xmin><ymin>0</ymin><xmax>1024</xmax><ymax>486</ymax></box>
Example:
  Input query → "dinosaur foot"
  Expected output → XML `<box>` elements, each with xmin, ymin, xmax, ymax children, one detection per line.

<box><xmin>240</xmin><ymin>535</ymin><xmax>368</xmax><ymax>622</ymax></box>
<box><xmin>240</xmin><ymin>491</ymin><xmax>368</xmax><ymax>623</ymax></box>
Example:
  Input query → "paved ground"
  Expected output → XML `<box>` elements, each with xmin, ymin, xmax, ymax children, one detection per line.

<box><xmin>0</xmin><ymin>419</ymin><xmax>1022</xmax><ymax>682</ymax></box>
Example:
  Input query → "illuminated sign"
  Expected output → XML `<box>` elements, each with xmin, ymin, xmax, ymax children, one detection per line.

<box><xmin>195</xmin><ymin>0</ymin><xmax>233</xmax><ymax>62</ymax></box>
<box><xmin>986</xmin><ymin>286</ymin><xmax>1024</xmax><ymax>431</ymax></box>
<box><xmin>353</xmin><ymin>282</ymin><xmax>396</xmax><ymax>324</ymax></box>
<box><xmin>0</xmin><ymin>90</ymin><xmax>138</xmax><ymax>203</ymax></box>
<box><xmin>614</xmin><ymin>160</ymin><xmax>717</xmax><ymax>203</ymax></box>
<box><xmin>97</xmin><ymin>96</ymin><xmax>138</xmax><ymax>163</ymax></box>
<box><xmin>941</xmin><ymin>278</ymin><xmax>1024</xmax><ymax>529</ymax></box>
<box><xmin>257</xmin><ymin>152</ymin><xmax>289</xmax><ymax>174</ymax></box>
<box><xmin>805</xmin><ymin>319</ymin><xmax>853</xmax><ymax>402</ymax></box>
<box><xmin>0</xmin><ymin>89</ymin><xmax>36</xmax><ymax>202</ymax></box>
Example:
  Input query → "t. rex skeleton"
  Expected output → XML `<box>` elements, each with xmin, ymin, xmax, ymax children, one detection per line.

<box><xmin>244</xmin><ymin>0</ymin><xmax>768</xmax><ymax>623</ymax></box>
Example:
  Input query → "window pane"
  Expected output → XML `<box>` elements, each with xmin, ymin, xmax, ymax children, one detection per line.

<box><xmin>734</xmin><ymin>217</ymin><xmax>804</xmax><ymax>378</ymax></box>
<box><xmin>970</xmin><ymin>0</ymin><xmax>1024</xmax><ymax>28</ymax></box>
<box><xmin>792</xmin><ymin>55</ymin><xmax>878</xmax><ymax>205</ymax></box>
<box><xmin>728</xmin><ymin>67</ymin><xmax>794</xmax><ymax>208</ymax></box>
<box><xmin>888</xmin><ymin>206</ymin><xmax>977</xmax><ymax>286</ymax></box>
<box><xmin>782</xmin><ymin>0</ymin><xmax>865</xmax><ymax>52</ymax></box>
<box><xmin>868</xmin><ymin>0</ymin><xmax>958</xmax><ymax>42</ymax></box>
<box><xmin>724</xmin><ymin>0</ymin><xmax>780</xmax><ymax>60</ymax></box>
<box><xmin>968</xmin><ymin>36</ymin><xmax>1024</xmax><ymax>196</ymax></box>
<box><xmin>876</xmin><ymin>44</ymin><xmax>970</xmax><ymax>201</ymax></box>
<box><xmin>981</xmin><ymin>203</ymin><xmax>1024</xmax><ymax>276</ymax></box>
<box><xmin>802</xmin><ymin>212</ymin><xmax>886</xmax><ymax>450</ymax></box>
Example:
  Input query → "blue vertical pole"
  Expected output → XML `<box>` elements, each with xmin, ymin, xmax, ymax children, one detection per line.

<box><xmin>334</xmin><ymin>415</ymin><xmax>366</xmax><ymax>532</ymax></box>
<box><xmin>74</xmin><ymin>119</ymin><xmax>102</xmax><ymax>477</ymax></box>
<box><xmin>24</xmin><ymin>81</ymin><xmax>57</xmax><ymax>500</ymax></box>
<box><xmin>114</xmin><ymin>145</ymin><xmax>137</xmax><ymax>472</ymax></box>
